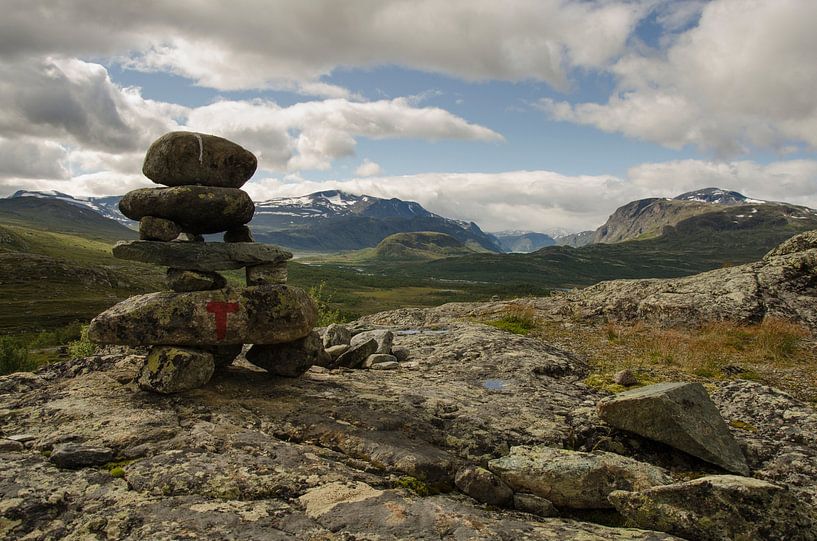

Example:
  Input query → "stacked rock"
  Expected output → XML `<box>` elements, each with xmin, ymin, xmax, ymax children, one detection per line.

<box><xmin>88</xmin><ymin>131</ymin><xmax>320</xmax><ymax>393</ymax></box>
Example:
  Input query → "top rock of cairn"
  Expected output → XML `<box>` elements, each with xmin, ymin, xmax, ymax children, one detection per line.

<box><xmin>142</xmin><ymin>131</ymin><xmax>257</xmax><ymax>189</ymax></box>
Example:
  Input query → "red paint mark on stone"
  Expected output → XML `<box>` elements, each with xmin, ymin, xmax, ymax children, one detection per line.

<box><xmin>206</xmin><ymin>301</ymin><xmax>239</xmax><ymax>340</ymax></box>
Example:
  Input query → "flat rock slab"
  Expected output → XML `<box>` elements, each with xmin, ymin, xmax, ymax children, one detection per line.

<box><xmin>88</xmin><ymin>285</ymin><xmax>317</xmax><ymax>346</ymax></box>
<box><xmin>609</xmin><ymin>475</ymin><xmax>817</xmax><ymax>541</ymax></box>
<box><xmin>598</xmin><ymin>382</ymin><xmax>750</xmax><ymax>475</ymax></box>
<box><xmin>119</xmin><ymin>186</ymin><xmax>254</xmax><ymax>234</ymax></box>
<box><xmin>488</xmin><ymin>445</ymin><xmax>671</xmax><ymax>509</ymax></box>
<box><xmin>142</xmin><ymin>131</ymin><xmax>257</xmax><ymax>188</ymax></box>
<box><xmin>49</xmin><ymin>442</ymin><xmax>115</xmax><ymax>469</ymax></box>
<box><xmin>113</xmin><ymin>240</ymin><xmax>291</xmax><ymax>272</ymax></box>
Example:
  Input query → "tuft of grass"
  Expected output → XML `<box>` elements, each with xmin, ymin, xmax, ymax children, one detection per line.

<box><xmin>395</xmin><ymin>476</ymin><xmax>432</xmax><ymax>497</ymax></box>
<box><xmin>487</xmin><ymin>304</ymin><xmax>537</xmax><ymax>335</ymax></box>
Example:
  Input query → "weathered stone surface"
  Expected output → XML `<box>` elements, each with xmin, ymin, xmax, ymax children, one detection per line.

<box><xmin>609</xmin><ymin>475</ymin><xmax>817</xmax><ymax>541</ymax></box>
<box><xmin>224</xmin><ymin>225</ymin><xmax>254</xmax><ymax>243</ymax></box>
<box><xmin>333</xmin><ymin>338</ymin><xmax>377</xmax><ymax>368</ymax></box>
<box><xmin>49</xmin><ymin>442</ymin><xmax>115</xmax><ymax>469</ymax></box>
<box><xmin>765</xmin><ymin>229</ymin><xmax>817</xmax><ymax>258</ymax></box>
<box><xmin>598</xmin><ymin>382</ymin><xmax>750</xmax><ymax>475</ymax></box>
<box><xmin>370</xmin><ymin>360</ymin><xmax>399</xmax><ymax>370</ymax></box>
<box><xmin>455</xmin><ymin>465</ymin><xmax>514</xmax><ymax>507</ymax></box>
<box><xmin>246</xmin><ymin>331</ymin><xmax>329</xmax><ymax>377</ymax></box>
<box><xmin>614</xmin><ymin>369</ymin><xmax>637</xmax><ymax>387</ymax></box>
<box><xmin>119</xmin><ymin>186</ymin><xmax>254</xmax><ymax>234</ymax></box>
<box><xmin>0</xmin><ymin>439</ymin><xmax>24</xmax><ymax>452</ymax></box>
<box><xmin>351</xmin><ymin>329</ymin><xmax>394</xmax><ymax>354</ymax></box>
<box><xmin>489</xmin><ymin>446</ymin><xmax>671</xmax><ymax>509</ymax></box>
<box><xmin>138</xmin><ymin>346</ymin><xmax>215</xmax><ymax>394</ymax></box>
<box><xmin>112</xmin><ymin>240</ymin><xmax>291</xmax><ymax>272</ymax></box>
<box><xmin>142</xmin><ymin>131</ymin><xmax>257</xmax><ymax>188</ymax></box>
<box><xmin>323</xmin><ymin>323</ymin><xmax>351</xmax><ymax>347</ymax></box>
<box><xmin>139</xmin><ymin>216</ymin><xmax>181</xmax><ymax>241</ymax></box>
<box><xmin>325</xmin><ymin>344</ymin><xmax>349</xmax><ymax>359</ymax></box>
<box><xmin>88</xmin><ymin>285</ymin><xmax>317</xmax><ymax>346</ymax></box>
<box><xmin>207</xmin><ymin>344</ymin><xmax>243</xmax><ymax>368</ymax></box>
<box><xmin>514</xmin><ymin>493</ymin><xmax>560</xmax><ymax>517</ymax></box>
<box><xmin>167</xmin><ymin>268</ymin><xmax>226</xmax><ymax>292</ymax></box>
<box><xmin>363</xmin><ymin>353</ymin><xmax>397</xmax><ymax>368</ymax></box>
<box><xmin>246</xmin><ymin>262</ymin><xmax>287</xmax><ymax>286</ymax></box>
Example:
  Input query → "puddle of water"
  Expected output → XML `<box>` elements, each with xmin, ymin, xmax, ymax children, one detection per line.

<box><xmin>482</xmin><ymin>378</ymin><xmax>508</xmax><ymax>391</ymax></box>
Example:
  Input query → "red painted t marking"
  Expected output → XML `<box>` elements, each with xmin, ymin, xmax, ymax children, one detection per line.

<box><xmin>206</xmin><ymin>301</ymin><xmax>239</xmax><ymax>340</ymax></box>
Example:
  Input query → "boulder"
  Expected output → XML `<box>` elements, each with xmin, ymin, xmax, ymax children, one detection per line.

<box><xmin>139</xmin><ymin>216</ymin><xmax>181</xmax><ymax>241</ymax></box>
<box><xmin>513</xmin><ymin>494</ymin><xmax>559</xmax><ymax>517</ymax></box>
<box><xmin>488</xmin><ymin>446</ymin><xmax>671</xmax><ymax>509</ymax></box>
<box><xmin>363</xmin><ymin>353</ymin><xmax>398</xmax><ymax>368</ymax></box>
<box><xmin>609</xmin><ymin>475</ymin><xmax>817</xmax><ymax>541</ymax></box>
<box><xmin>166</xmin><ymin>268</ymin><xmax>226</xmax><ymax>292</ymax></box>
<box><xmin>49</xmin><ymin>443</ymin><xmax>115</xmax><ymax>469</ymax></box>
<box><xmin>323</xmin><ymin>323</ymin><xmax>351</xmax><ymax>348</ymax></box>
<box><xmin>392</xmin><ymin>347</ymin><xmax>411</xmax><ymax>362</ymax></box>
<box><xmin>614</xmin><ymin>369</ymin><xmax>638</xmax><ymax>387</ymax></box>
<box><xmin>455</xmin><ymin>465</ymin><xmax>513</xmax><ymax>507</ymax></box>
<box><xmin>119</xmin><ymin>186</ymin><xmax>254</xmax><ymax>234</ymax></box>
<box><xmin>333</xmin><ymin>338</ymin><xmax>377</xmax><ymax>369</ymax></box>
<box><xmin>112</xmin><ymin>240</ymin><xmax>291</xmax><ymax>272</ymax></box>
<box><xmin>137</xmin><ymin>346</ymin><xmax>215</xmax><ymax>394</ymax></box>
<box><xmin>351</xmin><ymin>329</ymin><xmax>394</xmax><ymax>354</ymax></box>
<box><xmin>142</xmin><ymin>131</ymin><xmax>257</xmax><ymax>188</ymax></box>
<box><xmin>246</xmin><ymin>331</ymin><xmax>330</xmax><ymax>377</ymax></box>
<box><xmin>597</xmin><ymin>382</ymin><xmax>750</xmax><ymax>475</ymax></box>
<box><xmin>224</xmin><ymin>225</ymin><xmax>254</xmax><ymax>243</ymax></box>
<box><xmin>246</xmin><ymin>262</ymin><xmax>287</xmax><ymax>286</ymax></box>
<box><xmin>88</xmin><ymin>285</ymin><xmax>317</xmax><ymax>346</ymax></box>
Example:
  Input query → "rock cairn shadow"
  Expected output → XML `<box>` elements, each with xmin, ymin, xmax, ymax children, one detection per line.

<box><xmin>88</xmin><ymin>131</ymin><xmax>319</xmax><ymax>393</ymax></box>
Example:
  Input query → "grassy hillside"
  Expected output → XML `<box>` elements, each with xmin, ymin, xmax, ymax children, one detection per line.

<box><xmin>0</xmin><ymin>197</ymin><xmax>136</xmax><ymax>242</ymax></box>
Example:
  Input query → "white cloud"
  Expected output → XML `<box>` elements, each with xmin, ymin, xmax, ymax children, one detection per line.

<box><xmin>540</xmin><ymin>0</ymin><xmax>817</xmax><ymax>154</ymax></box>
<box><xmin>0</xmin><ymin>137</ymin><xmax>70</xmax><ymax>179</ymax></box>
<box><xmin>355</xmin><ymin>159</ymin><xmax>382</xmax><ymax>177</ymax></box>
<box><xmin>2</xmin><ymin>1</ymin><xmax>647</xmax><ymax>92</ymax></box>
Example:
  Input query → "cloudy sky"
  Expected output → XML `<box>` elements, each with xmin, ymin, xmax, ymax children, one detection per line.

<box><xmin>1</xmin><ymin>0</ymin><xmax>816</xmax><ymax>233</ymax></box>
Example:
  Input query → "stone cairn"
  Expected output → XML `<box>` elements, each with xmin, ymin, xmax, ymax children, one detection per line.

<box><xmin>88</xmin><ymin>131</ymin><xmax>321</xmax><ymax>393</ymax></box>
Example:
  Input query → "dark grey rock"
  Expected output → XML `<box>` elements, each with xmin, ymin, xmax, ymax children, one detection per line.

<box><xmin>49</xmin><ymin>442</ymin><xmax>115</xmax><ymax>469</ymax></box>
<box><xmin>513</xmin><ymin>493</ymin><xmax>560</xmax><ymax>517</ymax></box>
<box><xmin>246</xmin><ymin>262</ymin><xmax>287</xmax><ymax>286</ymax></box>
<box><xmin>174</xmin><ymin>232</ymin><xmax>205</xmax><ymax>242</ymax></box>
<box><xmin>333</xmin><ymin>338</ymin><xmax>377</xmax><ymax>369</ymax></box>
<box><xmin>167</xmin><ymin>268</ymin><xmax>226</xmax><ymax>292</ymax></box>
<box><xmin>207</xmin><ymin>344</ymin><xmax>243</xmax><ymax>368</ymax></box>
<box><xmin>142</xmin><ymin>131</ymin><xmax>257</xmax><ymax>188</ymax></box>
<box><xmin>246</xmin><ymin>331</ymin><xmax>329</xmax><ymax>377</ymax></box>
<box><xmin>119</xmin><ymin>186</ymin><xmax>255</xmax><ymax>234</ymax></box>
<box><xmin>0</xmin><ymin>439</ymin><xmax>25</xmax><ymax>452</ymax></box>
<box><xmin>137</xmin><ymin>346</ymin><xmax>215</xmax><ymax>394</ymax></box>
<box><xmin>614</xmin><ymin>369</ymin><xmax>637</xmax><ymax>387</ymax></box>
<box><xmin>224</xmin><ymin>225</ymin><xmax>254</xmax><ymax>243</ymax></box>
<box><xmin>351</xmin><ymin>329</ymin><xmax>393</xmax><ymax>354</ymax></box>
<box><xmin>455</xmin><ymin>465</ymin><xmax>513</xmax><ymax>507</ymax></box>
<box><xmin>112</xmin><ymin>240</ymin><xmax>291</xmax><ymax>272</ymax></box>
<box><xmin>139</xmin><ymin>216</ymin><xmax>181</xmax><ymax>241</ymax></box>
<box><xmin>598</xmin><ymin>382</ymin><xmax>750</xmax><ymax>475</ymax></box>
<box><xmin>392</xmin><ymin>347</ymin><xmax>411</xmax><ymax>362</ymax></box>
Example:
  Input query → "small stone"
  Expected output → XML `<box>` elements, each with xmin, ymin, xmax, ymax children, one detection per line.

<box><xmin>112</xmin><ymin>240</ymin><xmax>291</xmax><ymax>272</ymax></box>
<box><xmin>392</xmin><ymin>347</ymin><xmax>411</xmax><ymax>362</ymax></box>
<box><xmin>350</xmin><ymin>329</ymin><xmax>393</xmax><ymax>354</ymax></box>
<box><xmin>207</xmin><ymin>344</ymin><xmax>243</xmax><ymax>368</ymax></box>
<box><xmin>323</xmin><ymin>324</ymin><xmax>352</xmax><ymax>348</ymax></box>
<box><xmin>49</xmin><ymin>442</ymin><xmax>115</xmax><ymax>469</ymax></box>
<box><xmin>137</xmin><ymin>346</ymin><xmax>215</xmax><ymax>394</ymax></box>
<box><xmin>333</xmin><ymin>338</ymin><xmax>377</xmax><ymax>369</ymax></box>
<box><xmin>246</xmin><ymin>331</ymin><xmax>329</xmax><ymax>377</ymax></box>
<box><xmin>609</xmin><ymin>475</ymin><xmax>817</xmax><ymax>541</ymax></box>
<box><xmin>370</xmin><ymin>361</ymin><xmax>399</xmax><ymax>370</ymax></box>
<box><xmin>488</xmin><ymin>445</ymin><xmax>671</xmax><ymax>509</ymax></box>
<box><xmin>224</xmin><ymin>225</ymin><xmax>254</xmax><ymax>243</ymax></box>
<box><xmin>89</xmin><ymin>285</ymin><xmax>317</xmax><ymax>346</ymax></box>
<box><xmin>455</xmin><ymin>466</ymin><xmax>513</xmax><ymax>507</ymax></box>
<box><xmin>142</xmin><ymin>131</ymin><xmax>257</xmax><ymax>188</ymax></box>
<box><xmin>0</xmin><ymin>439</ymin><xmax>25</xmax><ymax>452</ymax></box>
<box><xmin>167</xmin><ymin>268</ymin><xmax>226</xmax><ymax>292</ymax></box>
<box><xmin>246</xmin><ymin>262</ymin><xmax>287</xmax><ymax>286</ymax></box>
<box><xmin>598</xmin><ymin>382</ymin><xmax>750</xmax><ymax>475</ymax></box>
<box><xmin>7</xmin><ymin>434</ymin><xmax>35</xmax><ymax>443</ymax></box>
<box><xmin>513</xmin><ymin>494</ymin><xmax>560</xmax><ymax>517</ymax></box>
<box><xmin>613</xmin><ymin>369</ymin><xmax>637</xmax><ymax>387</ymax></box>
<box><xmin>139</xmin><ymin>216</ymin><xmax>181</xmax><ymax>241</ymax></box>
<box><xmin>173</xmin><ymin>232</ymin><xmax>204</xmax><ymax>242</ymax></box>
<box><xmin>325</xmin><ymin>344</ymin><xmax>349</xmax><ymax>359</ymax></box>
<box><xmin>363</xmin><ymin>353</ymin><xmax>398</xmax><ymax>368</ymax></box>
<box><xmin>119</xmin><ymin>186</ymin><xmax>255</xmax><ymax>234</ymax></box>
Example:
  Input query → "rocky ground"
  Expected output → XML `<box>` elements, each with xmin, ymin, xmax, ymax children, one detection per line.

<box><xmin>1</xmin><ymin>231</ymin><xmax>815</xmax><ymax>540</ymax></box>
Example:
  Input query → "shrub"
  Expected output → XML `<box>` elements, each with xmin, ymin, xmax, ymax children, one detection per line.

<box><xmin>67</xmin><ymin>325</ymin><xmax>96</xmax><ymax>359</ymax></box>
<box><xmin>308</xmin><ymin>281</ymin><xmax>348</xmax><ymax>326</ymax></box>
<box><xmin>0</xmin><ymin>336</ymin><xmax>38</xmax><ymax>375</ymax></box>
